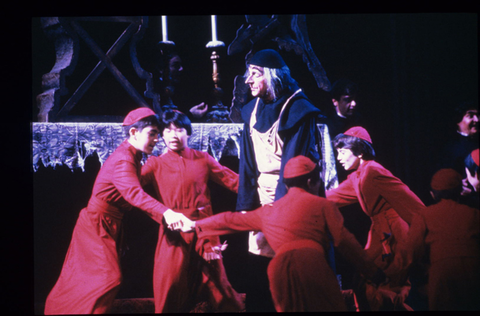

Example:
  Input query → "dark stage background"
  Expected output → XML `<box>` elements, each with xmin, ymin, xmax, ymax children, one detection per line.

<box><xmin>32</xmin><ymin>13</ymin><xmax>477</xmax><ymax>309</ymax></box>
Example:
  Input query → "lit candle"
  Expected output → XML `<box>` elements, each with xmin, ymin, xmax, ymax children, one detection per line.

<box><xmin>206</xmin><ymin>15</ymin><xmax>224</xmax><ymax>48</ymax></box>
<box><xmin>162</xmin><ymin>16</ymin><xmax>168</xmax><ymax>42</ymax></box>
<box><xmin>211</xmin><ymin>15</ymin><xmax>217</xmax><ymax>42</ymax></box>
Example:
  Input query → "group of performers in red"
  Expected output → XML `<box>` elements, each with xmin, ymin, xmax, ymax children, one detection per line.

<box><xmin>44</xmin><ymin>49</ymin><xmax>479</xmax><ymax>314</ymax></box>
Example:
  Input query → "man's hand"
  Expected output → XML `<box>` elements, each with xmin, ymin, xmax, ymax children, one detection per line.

<box><xmin>163</xmin><ymin>209</ymin><xmax>196</xmax><ymax>232</ymax></box>
<box><xmin>190</xmin><ymin>102</ymin><xmax>208</xmax><ymax>118</ymax></box>
<box><xmin>465</xmin><ymin>167</ymin><xmax>479</xmax><ymax>192</ymax></box>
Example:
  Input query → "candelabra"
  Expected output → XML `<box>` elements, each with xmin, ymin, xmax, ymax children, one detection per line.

<box><xmin>205</xmin><ymin>16</ymin><xmax>231</xmax><ymax>123</ymax></box>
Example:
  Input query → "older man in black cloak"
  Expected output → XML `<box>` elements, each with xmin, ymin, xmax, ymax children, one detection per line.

<box><xmin>236</xmin><ymin>49</ymin><xmax>328</xmax><ymax>312</ymax></box>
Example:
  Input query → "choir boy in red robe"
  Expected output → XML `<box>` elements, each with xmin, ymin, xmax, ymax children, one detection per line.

<box><xmin>325</xmin><ymin>126</ymin><xmax>426</xmax><ymax>311</ymax></box>
<box><xmin>140</xmin><ymin>110</ymin><xmax>244</xmax><ymax>313</ymax></box>
<box><xmin>44</xmin><ymin>108</ymin><xmax>189</xmax><ymax>315</ymax></box>
<box><xmin>397</xmin><ymin>168</ymin><xmax>479</xmax><ymax>310</ymax></box>
<box><xmin>172</xmin><ymin>155</ymin><xmax>387</xmax><ymax>312</ymax></box>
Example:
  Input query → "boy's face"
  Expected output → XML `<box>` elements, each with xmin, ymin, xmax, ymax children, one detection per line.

<box><xmin>457</xmin><ymin>109</ymin><xmax>478</xmax><ymax>136</ymax></box>
<box><xmin>131</xmin><ymin>125</ymin><xmax>160</xmax><ymax>155</ymax></box>
<box><xmin>333</xmin><ymin>94</ymin><xmax>357</xmax><ymax>117</ymax></box>
<box><xmin>336</xmin><ymin>147</ymin><xmax>362</xmax><ymax>171</ymax></box>
<box><xmin>245</xmin><ymin>65</ymin><xmax>268</xmax><ymax>99</ymax></box>
<box><xmin>162</xmin><ymin>123</ymin><xmax>189</xmax><ymax>152</ymax></box>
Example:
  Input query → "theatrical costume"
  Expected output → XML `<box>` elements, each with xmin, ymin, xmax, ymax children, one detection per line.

<box><xmin>196</xmin><ymin>186</ymin><xmax>380</xmax><ymax>312</ymax></box>
<box><xmin>326</xmin><ymin>159</ymin><xmax>426</xmax><ymax>311</ymax></box>
<box><xmin>405</xmin><ymin>199</ymin><xmax>480</xmax><ymax>310</ymax></box>
<box><xmin>237</xmin><ymin>86</ymin><xmax>322</xmax><ymax>311</ymax></box>
<box><xmin>141</xmin><ymin>147</ymin><xmax>244</xmax><ymax>313</ymax></box>
<box><xmin>394</xmin><ymin>169</ymin><xmax>480</xmax><ymax>311</ymax></box>
<box><xmin>235</xmin><ymin>48</ymin><xmax>324</xmax><ymax>312</ymax></box>
<box><xmin>237</xmin><ymin>87</ymin><xmax>321</xmax><ymax>211</ymax></box>
<box><xmin>44</xmin><ymin>140</ymin><xmax>167</xmax><ymax>315</ymax></box>
<box><xmin>237</xmin><ymin>87</ymin><xmax>321</xmax><ymax>252</ymax></box>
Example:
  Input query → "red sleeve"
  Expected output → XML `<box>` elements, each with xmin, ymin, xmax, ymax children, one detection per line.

<box><xmin>323</xmin><ymin>201</ymin><xmax>378</xmax><ymax>278</ymax></box>
<box><xmin>325</xmin><ymin>176</ymin><xmax>359</xmax><ymax>207</ymax></box>
<box><xmin>113</xmin><ymin>158</ymin><xmax>169</xmax><ymax>223</ymax></box>
<box><xmin>140</xmin><ymin>156</ymin><xmax>156</xmax><ymax>186</ymax></box>
<box><xmin>369</xmin><ymin>167</ymin><xmax>425</xmax><ymax>225</ymax></box>
<box><xmin>196</xmin><ymin>208</ymin><xmax>264</xmax><ymax>238</ymax></box>
<box><xmin>206</xmin><ymin>153</ymin><xmax>239</xmax><ymax>193</ymax></box>
<box><xmin>405</xmin><ymin>213</ymin><xmax>427</xmax><ymax>266</ymax></box>
<box><xmin>385</xmin><ymin>213</ymin><xmax>427</xmax><ymax>277</ymax></box>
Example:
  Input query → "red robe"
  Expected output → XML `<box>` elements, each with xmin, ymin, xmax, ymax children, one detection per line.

<box><xmin>402</xmin><ymin>199</ymin><xmax>480</xmax><ymax>310</ymax></box>
<box><xmin>195</xmin><ymin>187</ymin><xmax>380</xmax><ymax>312</ymax></box>
<box><xmin>141</xmin><ymin>147</ymin><xmax>244</xmax><ymax>313</ymax></box>
<box><xmin>44</xmin><ymin>140</ymin><xmax>168</xmax><ymax>315</ymax></box>
<box><xmin>326</xmin><ymin>160</ymin><xmax>426</xmax><ymax>311</ymax></box>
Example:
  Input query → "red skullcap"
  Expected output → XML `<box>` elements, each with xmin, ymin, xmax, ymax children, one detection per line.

<box><xmin>472</xmin><ymin>148</ymin><xmax>479</xmax><ymax>166</ymax></box>
<box><xmin>344</xmin><ymin>126</ymin><xmax>372</xmax><ymax>143</ymax></box>
<box><xmin>284</xmin><ymin>155</ymin><xmax>316</xmax><ymax>179</ymax></box>
<box><xmin>123</xmin><ymin>107</ymin><xmax>156</xmax><ymax>126</ymax></box>
<box><xmin>431</xmin><ymin>168</ymin><xmax>462</xmax><ymax>191</ymax></box>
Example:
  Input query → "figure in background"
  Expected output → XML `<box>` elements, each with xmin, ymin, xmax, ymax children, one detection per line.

<box><xmin>437</xmin><ymin>100</ymin><xmax>478</xmax><ymax>176</ymax></box>
<box><xmin>436</xmin><ymin>101</ymin><xmax>478</xmax><ymax>207</ymax></box>
<box><xmin>395</xmin><ymin>168</ymin><xmax>480</xmax><ymax>311</ymax></box>
<box><xmin>326</xmin><ymin>126</ymin><xmax>426</xmax><ymax>311</ymax></box>
<box><xmin>148</xmin><ymin>42</ymin><xmax>209</xmax><ymax>120</ymax></box>
<box><xmin>44</xmin><ymin>108</ymin><xmax>189</xmax><ymax>315</ymax></box>
<box><xmin>320</xmin><ymin>79</ymin><xmax>371</xmax><ymax>291</ymax></box>
<box><xmin>236</xmin><ymin>49</ymin><xmax>325</xmax><ymax>312</ymax></box>
<box><xmin>172</xmin><ymin>155</ymin><xmax>387</xmax><ymax>312</ymax></box>
<box><xmin>324</xmin><ymin>79</ymin><xmax>364</xmax><ymax>147</ymax></box>
<box><xmin>140</xmin><ymin>110</ymin><xmax>244</xmax><ymax>313</ymax></box>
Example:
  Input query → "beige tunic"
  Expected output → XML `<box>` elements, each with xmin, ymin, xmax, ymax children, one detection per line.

<box><xmin>248</xmin><ymin>90</ymin><xmax>301</xmax><ymax>257</ymax></box>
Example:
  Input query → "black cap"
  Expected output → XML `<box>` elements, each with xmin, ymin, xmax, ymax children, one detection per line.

<box><xmin>248</xmin><ymin>49</ymin><xmax>287</xmax><ymax>69</ymax></box>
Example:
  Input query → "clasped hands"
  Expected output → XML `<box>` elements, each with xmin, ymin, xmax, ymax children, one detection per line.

<box><xmin>163</xmin><ymin>209</ymin><xmax>196</xmax><ymax>232</ymax></box>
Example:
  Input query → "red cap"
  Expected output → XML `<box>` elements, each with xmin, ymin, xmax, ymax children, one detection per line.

<box><xmin>431</xmin><ymin>168</ymin><xmax>462</xmax><ymax>191</ymax></box>
<box><xmin>284</xmin><ymin>155</ymin><xmax>316</xmax><ymax>179</ymax></box>
<box><xmin>472</xmin><ymin>148</ymin><xmax>479</xmax><ymax>166</ymax></box>
<box><xmin>344</xmin><ymin>126</ymin><xmax>372</xmax><ymax>143</ymax></box>
<box><xmin>123</xmin><ymin>107</ymin><xmax>156</xmax><ymax>126</ymax></box>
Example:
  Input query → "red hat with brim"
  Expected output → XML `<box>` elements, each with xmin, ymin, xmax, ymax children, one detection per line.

<box><xmin>284</xmin><ymin>155</ymin><xmax>316</xmax><ymax>179</ymax></box>
<box><xmin>123</xmin><ymin>107</ymin><xmax>156</xmax><ymax>126</ymax></box>
<box><xmin>343</xmin><ymin>126</ymin><xmax>372</xmax><ymax>144</ymax></box>
<box><xmin>431</xmin><ymin>168</ymin><xmax>463</xmax><ymax>191</ymax></box>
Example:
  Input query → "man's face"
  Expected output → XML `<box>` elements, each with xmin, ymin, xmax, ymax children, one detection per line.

<box><xmin>168</xmin><ymin>55</ymin><xmax>183</xmax><ymax>84</ymax></box>
<box><xmin>245</xmin><ymin>65</ymin><xmax>268</xmax><ymax>98</ymax></box>
<box><xmin>162</xmin><ymin>123</ymin><xmax>189</xmax><ymax>152</ymax></box>
<box><xmin>333</xmin><ymin>95</ymin><xmax>357</xmax><ymax>117</ymax></box>
<box><xmin>457</xmin><ymin>109</ymin><xmax>478</xmax><ymax>136</ymax></box>
<box><xmin>131</xmin><ymin>126</ymin><xmax>160</xmax><ymax>155</ymax></box>
<box><xmin>336</xmin><ymin>147</ymin><xmax>362</xmax><ymax>171</ymax></box>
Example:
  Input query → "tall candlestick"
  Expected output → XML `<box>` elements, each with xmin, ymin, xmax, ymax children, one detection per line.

<box><xmin>162</xmin><ymin>16</ymin><xmax>168</xmax><ymax>42</ymax></box>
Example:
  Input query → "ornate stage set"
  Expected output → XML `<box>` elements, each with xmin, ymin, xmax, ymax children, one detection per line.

<box><xmin>33</xmin><ymin>15</ymin><xmax>346</xmax><ymax>313</ymax></box>
<box><xmin>33</xmin><ymin>15</ymin><xmax>338</xmax><ymax>189</ymax></box>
